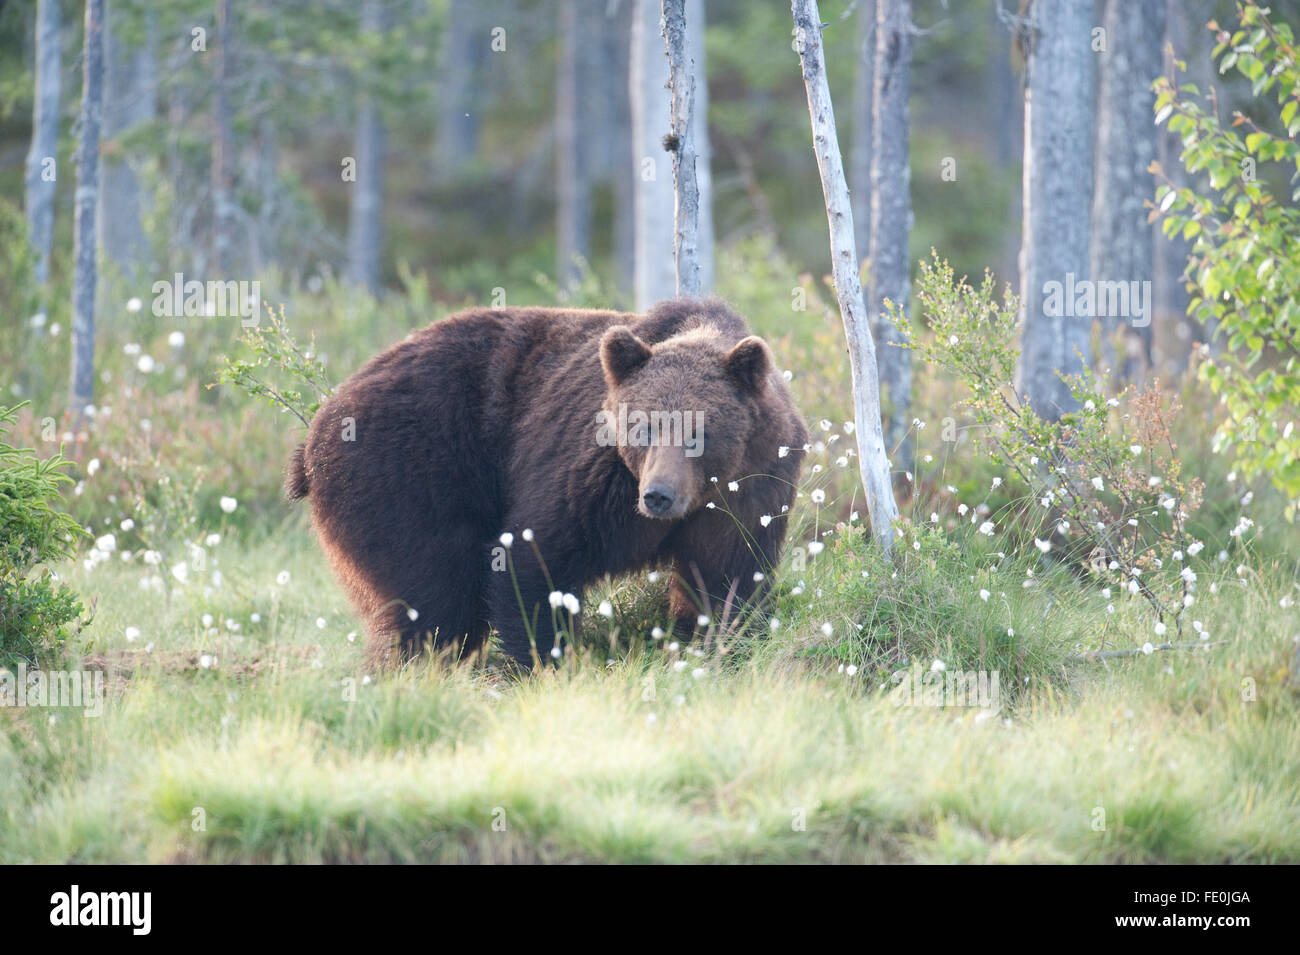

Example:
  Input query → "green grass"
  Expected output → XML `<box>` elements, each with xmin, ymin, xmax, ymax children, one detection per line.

<box><xmin>2</xmin><ymin>512</ymin><xmax>1297</xmax><ymax>864</ymax></box>
<box><xmin>3</xmin><ymin>249</ymin><xmax>1298</xmax><ymax>863</ymax></box>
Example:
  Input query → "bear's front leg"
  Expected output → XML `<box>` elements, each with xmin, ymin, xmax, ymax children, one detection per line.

<box><xmin>667</xmin><ymin>504</ymin><xmax>789</xmax><ymax>638</ymax></box>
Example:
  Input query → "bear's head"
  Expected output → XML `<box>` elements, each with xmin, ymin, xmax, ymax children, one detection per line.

<box><xmin>599</xmin><ymin>324</ymin><xmax>776</xmax><ymax>520</ymax></box>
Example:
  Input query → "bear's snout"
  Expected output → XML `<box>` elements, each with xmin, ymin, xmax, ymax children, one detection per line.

<box><xmin>641</xmin><ymin>485</ymin><xmax>677</xmax><ymax>517</ymax></box>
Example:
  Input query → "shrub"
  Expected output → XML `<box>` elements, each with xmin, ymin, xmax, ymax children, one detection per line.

<box><xmin>1153</xmin><ymin>0</ymin><xmax>1300</xmax><ymax>508</ymax></box>
<box><xmin>215</xmin><ymin>303</ymin><xmax>335</xmax><ymax>427</ymax></box>
<box><xmin>891</xmin><ymin>253</ymin><xmax>1210</xmax><ymax>640</ymax></box>
<box><xmin>0</xmin><ymin>403</ymin><xmax>87</xmax><ymax>664</ymax></box>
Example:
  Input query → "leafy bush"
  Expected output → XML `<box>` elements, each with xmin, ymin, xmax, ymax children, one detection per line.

<box><xmin>0</xmin><ymin>403</ymin><xmax>87</xmax><ymax>664</ymax></box>
<box><xmin>215</xmin><ymin>303</ymin><xmax>335</xmax><ymax>427</ymax></box>
<box><xmin>892</xmin><ymin>253</ymin><xmax>1212</xmax><ymax>640</ymax></box>
<box><xmin>1153</xmin><ymin>0</ymin><xmax>1300</xmax><ymax>508</ymax></box>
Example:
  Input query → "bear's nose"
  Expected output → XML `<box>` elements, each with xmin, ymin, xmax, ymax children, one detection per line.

<box><xmin>642</xmin><ymin>486</ymin><xmax>676</xmax><ymax>516</ymax></box>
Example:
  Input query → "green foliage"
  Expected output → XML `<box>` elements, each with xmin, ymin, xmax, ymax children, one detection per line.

<box><xmin>893</xmin><ymin>253</ymin><xmax>1211</xmax><ymax>638</ymax></box>
<box><xmin>1154</xmin><ymin>1</ymin><xmax>1300</xmax><ymax>508</ymax></box>
<box><xmin>0</xmin><ymin>403</ymin><xmax>87</xmax><ymax>664</ymax></box>
<box><xmin>215</xmin><ymin>303</ymin><xmax>335</xmax><ymax>427</ymax></box>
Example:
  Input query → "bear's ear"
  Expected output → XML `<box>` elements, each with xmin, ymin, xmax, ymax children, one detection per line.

<box><xmin>601</xmin><ymin>326</ymin><xmax>653</xmax><ymax>386</ymax></box>
<box><xmin>724</xmin><ymin>336</ymin><xmax>774</xmax><ymax>392</ymax></box>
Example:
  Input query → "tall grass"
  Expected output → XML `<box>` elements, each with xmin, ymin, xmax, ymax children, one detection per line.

<box><xmin>2</xmin><ymin>243</ymin><xmax>1297</xmax><ymax>863</ymax></box>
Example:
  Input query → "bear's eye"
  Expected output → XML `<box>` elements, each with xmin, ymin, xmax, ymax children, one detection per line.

<box><xmin>688</xmin><ymin>428</ymin><xmax>709</xmax><ymax>457</ymax></box>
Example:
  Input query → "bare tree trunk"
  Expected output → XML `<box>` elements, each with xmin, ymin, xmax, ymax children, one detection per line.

<box><xmin>631</xmin><ymin>0</ymin><xmax>675</xmax><ymax>309</ymax></box>
<box><xmin>212</xmin><ymin>0</ymin><xmax>236</xmax><ymax>274</ymax></box>
<box><xmin>99</xmin><ymin>0</ymin><xmax>157</xmax><ymax>282</ymax></box>
<box><xmin>607</xmin><ymin>0</ymin><xmax>636</xmax><ymax>298</ymax></box>
<box><xmin>850</xmin><ymin>0</ymin><xmax>874</xmax><ymax>260</ymax></box>
<box><xmin>1090</xmin><ymin>0</ymin><xmax>1164</xmax><ymax>384</ymax></box>
<box><xmin>555</xmin><ymin>0</ymin><xmax>589</xmax><ymax>293</ymax></box>
<box><xmin>687</xmin><ymin>0</ymin><xmax>713</xmax><ymax>293</ymax></box>
<box><xmin>433</xmin><ymin>0</ymin><xmax>483</xmax><ymax>182</ymax></box>
<box><xmin>868</xmin><ymin>0</ymin><xmax>913</xmax><ymax>474</ymax></box>
<box><xmin>71</xmin><ymin>0</ymin><xmax>105</xmax><ymax>415</ymax></box>
<box><xmin>791</xmin><ymin>0</ymin><xmax>899</xmax><ymax>553</ymax></box>
<box><xmin>25</xmin><ymin>0</ymin><xmax>60</xmax><ymax>290</ymax></box>
<box><xmin>632</xmin><ymin>0</ymin><xmax>710</xmax><ymax>309</ymax></box>
<box><xmin>346</xmin><ymin>0</ymin><xmax>386</xmax><ymax>293</ymax></box>
<box><xmin>662</xmin><ymin>0</ymin><xmax>700</xmax><ymax>296</ymax></box>
<box><xmin>1014</xmin><ymin>0</ymin><xmax>1095</xmax><ymax>420</ymax></box>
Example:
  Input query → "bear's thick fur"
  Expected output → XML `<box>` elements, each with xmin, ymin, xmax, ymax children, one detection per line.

<box><xmin>288</xmin><ymin>298</ymin><xmax>807</xmax><ymax>668</ymax></box>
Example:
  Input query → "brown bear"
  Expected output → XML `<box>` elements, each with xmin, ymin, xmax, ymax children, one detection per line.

<box><xmin>287</xmin><ymin>297</ymin><xmax>807</xmax><ymax>668</ymax></box>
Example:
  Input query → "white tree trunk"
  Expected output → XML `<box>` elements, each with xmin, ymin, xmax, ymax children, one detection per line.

<box><xmin>606</xmin><ymin>3</ymin><xmax>637</xmax><ymax>297</ymax></box>
<box><xmin>868</xmin><ymin>0</ymin><xmax>912</xmax><ymax>473</ymax></box>
<box><xmin>555</xmin><ymin>0</ymin><xmax>590</xmax><ymax>293</ymax></box>
<box><xmin>1090</xmin><ymin>0</ymin><xmax>1164</xmax><ymax>382</ymax></box>
<box><xmin>71</xmin><ymin>0</ymin><xmax>105</xmax><ymax>414</ymax></box>
<box><xmin>631</xmin><ymin>0</ymin><xmax>711</xmax><ymax>309</ymax></box>
<box><xmin>1014</xmin><ymin>0</ymin><xmax>1095</xmax><ymax>420</ymax></box>
<box><xmin>99</xmin><ymin>0</ymin><xmax>156</xmax><ymax>282</ymax></box>
<box><xmin>791</xmin><ymin>0</ymin><xmax>899</xmax><ymax>552</ymax></box>
<box><xmin>687</xmin><ymin>0</ymin><xmax>713</xmax><ymax>293</ymax></box>
<box><xmin>25</xmin><ymin>0</ymin><xmax>60</xmax><ymax>290</ymax></box>
<box><xmin>346</xmin><ymin>0</ymin><xmax>386</xmax><ymax>293</ymax></box>
<box><xmin>661</xmin><ymin>0</ymin><xmax>700</xmax><ymax>296</ymax></box>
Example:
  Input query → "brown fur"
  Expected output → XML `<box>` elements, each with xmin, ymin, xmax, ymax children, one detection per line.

<box><xmin>289</xmin><ymin>298</ymin><xmax>808</xmax><ymax>668</ymax></box>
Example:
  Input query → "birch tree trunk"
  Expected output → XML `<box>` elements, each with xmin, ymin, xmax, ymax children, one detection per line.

<box><xmin>661</xmin><ymin>0</ymin><xmax>700</xmax><ymax>296</ymax></box>
<box><xmin>71</xmin><ymin>0</ymin><xmax>105</xmax><ymax>415</ymax></box>
<box><xmin>212</xmin><ymin>0</ymin><xmax>236</xmax><ymax>274</ymax></box>
<box><xmin>606</xmin><ymin>2</ymin><xmax>636</xmax><ymax>297</ymax></box>
<box><xmin>850</xmin><ymin>0</ymin><xmax>874</xmax><ymax>260</ymax></box>
<box><xmin>631</xmin><ymin>0</ymin><xmax>675</xmax><ymax>308</ymax></box>
<box><xmin>346</xmin><ymin>0</ymin><xmax>387</xmax><ymax>293</ymax></box>
<box><xmin>1014</xmin><ymin>0</ymin><xmax>1095</xmax><ymax>420</ymax></box>
<box><xmin>687</xmin><ymin>0</ymin><xmax>713</xmax><ymax>293</ymax></box>
<box><xmin>868</xmin><ymin>0</ymin><xmax>912</xmax><ymax>474</ymax></box>
<box><xmin>631</xmin><ymin>0</ymin><xmax>711</xmax><ymax>309</ymax></box>
<box><xmin>555</xmin><ymin>0</ymin><xmax>589</xmax><ymax>294</ymax></box>
<box><xmin>791</xmin><ymin>0</ymin><xmax>899</xmax><ymax>552</ymax></box>
<box><xmin>25</xmin><ymin>0</ymin><xmax>60</xmax><ymax>290</ymax></box>
<box><xmin>1090</xmin><ymin>0</ymin><xmax>1165</xmax><ymax>383</ymax></box>
<box><xmin>99</xmin><ymin>0</ymin><xmax>157</xmax><ymax>282</ymax></box>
